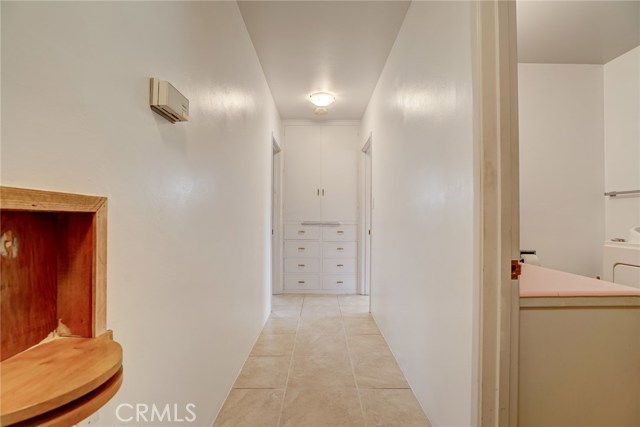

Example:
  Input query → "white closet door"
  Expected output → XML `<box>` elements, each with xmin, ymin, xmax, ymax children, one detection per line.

<box><xmin>284</xmin><ymin>126</ymin><xmax>323</xmax><ymax>221</ymax></box>
<box><xmin>321</xmin><ymin>126</ymin><xmax>358</xmax><ymax>222</ymax></box>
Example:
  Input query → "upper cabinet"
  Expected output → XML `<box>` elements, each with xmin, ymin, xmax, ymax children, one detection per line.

<box><xmin>284</xmin><ymin>124</ymin><xmax>359</xmax><ymax>223</ymax></box>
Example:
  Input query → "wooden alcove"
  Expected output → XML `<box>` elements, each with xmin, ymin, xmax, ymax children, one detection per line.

<box><xmin>0</xmin><ymin>187</ymin><xmax>123</xmax><ymax>427</ymax></box>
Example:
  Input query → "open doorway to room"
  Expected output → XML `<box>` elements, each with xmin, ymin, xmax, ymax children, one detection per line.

<box><xmin>516</xmin><ymin>0</ymin><xmax>640</xmax><ymax>287</ymax></box>
<box><xmin>515</xmin><ymin>2</ymin><xmax>640</xmax><ymax>425</ymax></box>
<box><xmin>361</xmin><ymin>134</ymin><xmax>372</xmax><ymax>298</ymax></box>
<box><xmin>271</xmin><ymin>134</ymin><xmax>283</xmax><ymax>295</ymax></box>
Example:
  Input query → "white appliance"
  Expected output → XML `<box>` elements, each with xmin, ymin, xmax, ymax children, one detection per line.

<box><xmin>603</xmin><ymin>227</ymin><xmax>640</xmax><ymax>289</ymax></box>
<box><xmin>149</xmin><ymin>77</ymin><xmax>189</xmax><ymax>123</ymax></box>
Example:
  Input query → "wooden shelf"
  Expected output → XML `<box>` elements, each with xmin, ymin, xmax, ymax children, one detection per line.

<box><xmin>0</xmin><ymin>335</ymin><xmax>122</xmax><ymax>426</ymax></box>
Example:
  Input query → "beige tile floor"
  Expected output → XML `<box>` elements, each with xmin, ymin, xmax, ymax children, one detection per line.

<box><xmin>214</xmin><ymin>295</ymin><xmax>431</xmax><ymax>427</ymax></box>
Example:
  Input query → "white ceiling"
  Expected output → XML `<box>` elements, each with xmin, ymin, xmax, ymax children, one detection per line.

<box><xmin>517</xmin><ymin>1</ymin><xmax>640</xmax><ymax>64</ymax></box>
<box><xmin>238</xmin><ymin>1</ymin><xmax>410</xmax><ymax>120</ymax></box>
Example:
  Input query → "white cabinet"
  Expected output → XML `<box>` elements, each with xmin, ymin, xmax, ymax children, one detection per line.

<box><xmin>322</xmin><ymin>225</ymin><xmax>357</xmax><ymax>241</ymax></box>
<box><xmin>284</xmin><ymin>224</ymin><xmax>321</xmax><ymax>240</ymax></box>
<box><xmin>284</xmin><ymin>125</ymin><xmax>358</xmax><ymax>222</ymax></box>
<box><xmin>320</xmin><ymin>126</ymin><xmax>358</xmax><ymax>221</ymax></box>
<box><xmin>282</xmin><ymin>124</ymin><xmax>359</xmax><ymax>293</ymax></box>
<box><xmin>283</xmin><ymin>222</ymin><xmax>357</xmax><ymax>292</ymax></box>
<box><xmin>283</xmin><ymin>126</ymin><xmax>323</xmax><ymax>221</ymax></box>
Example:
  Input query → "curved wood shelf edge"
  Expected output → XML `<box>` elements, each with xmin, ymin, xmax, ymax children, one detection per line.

<box><xmin>6</xmin><ymin>368</ymin><xmax>123</xmax><ymax>427</ymax></box>
<box><xmin>0</xmin><ymin>335</ymin><xmax>123</xmax><ymax>427</ymax></box>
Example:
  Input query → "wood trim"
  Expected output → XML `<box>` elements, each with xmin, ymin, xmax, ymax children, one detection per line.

<box><xmin>1</xmin><ymin>187</ymin><xmax>106</xmax><ymax>213</ymax></box>
<box><xmin>475</xmin><ymin>0</ymin><xmax>520</xmax><ymax>425</ymax></box>
<box><xmin>93</xmin><ymin>201</ymin><xmax>108</xmax><ymax>336</ymax></box>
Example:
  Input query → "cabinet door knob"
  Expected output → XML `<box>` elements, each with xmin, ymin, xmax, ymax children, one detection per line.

<box><xmin>337</xmin><ymin>264</ymin><xmax>344</xmax><ymax>267</ymax></box>
<box><xmin>298</xmin><ymin>281</ymin><xmax>305</xmax><ymax>284</ymax></box>
<box><xmin>317</xmin><ymin>189</ymin><xmax>320</xmax><ymax>196</ymax></box>
<box><xmin>337</xmin><ymin>281</ymin><xmax>344</xmax><ymax>284</ymax></box>
<box><xmin>337</xmin><ymin>247</ymin><xmax>344</xmax><ymax>251</ymax></box>
<box><xmin>322</xmin><ymin>189</ymin><xmax>325</xmax><ymax>196</ymax></box>
<box><xmin>337</xmin><ymin>230</ymin><xmax>344</xmax><ymax>234</ymax></box>
<box><xmin>298</xmin><ymin>264</ymin><xmax>305</xmax><ymax>268</ymax></box>
<box><xmin>298</xmin><ymin>230</ymin><xmax>306</xmax><ymax>235</ymax></box>
<box><xmin>298</xmin><ymin>247</ymin><xmax>306</xmax><ymax>251</ymax></box>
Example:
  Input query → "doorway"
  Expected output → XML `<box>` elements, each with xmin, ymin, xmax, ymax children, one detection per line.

<box><xmin>271</xmin><ymin>134</ymin><xmax>282</xmax><ymax>295</ymax></box>
<box><xmin>361</xmin><ymin>135</ymin><xmax>372</xmax><ymax>297</ymax></box>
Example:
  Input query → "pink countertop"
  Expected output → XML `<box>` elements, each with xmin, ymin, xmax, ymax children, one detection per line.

<box><xmin>520</xmin><ymin>264</ymin><xmax>640</xmax><ymax>297</ymax></box>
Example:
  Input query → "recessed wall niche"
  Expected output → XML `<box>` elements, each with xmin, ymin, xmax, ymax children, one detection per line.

<box><xmin>0</xmin><ymin>186</ymin><xmax>122</xmax><ymax>427</ymax></box>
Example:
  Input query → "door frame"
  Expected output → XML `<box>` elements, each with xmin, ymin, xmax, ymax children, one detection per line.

<box><xmin>474</xmin><ymin>0</ymin><xmax>520</xmax><ymax>425</ymax></box>
<box><xmin>271</xmin><ymin>133</ymin><xmax>283</xmax><ymax>295</ymax></box>
<box><xmin>359</xmin><ymin>134</ymin><xmax>372</xmax><ymax>297</ymax></box>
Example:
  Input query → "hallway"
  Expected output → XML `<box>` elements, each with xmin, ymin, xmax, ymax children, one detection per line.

<box><xmin>213</xmin><ymin>295</ymin><xmax>431</xmax><ymax>427</ymax></box>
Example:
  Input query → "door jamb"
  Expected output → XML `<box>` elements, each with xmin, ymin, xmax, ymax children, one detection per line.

<box><xmin>361</xmin><ymin>134</ymin><xmax>372</xmax><ymax>298</ymax></box>
<box><xmin>271</xmin><ymin>133</ymin><xmax>283</xmax><ymax>295</ymax></box>
<box><xmin>475</xmin><ymin>0</ymin><xmax>520</xmax><ymax>425</ymax></box>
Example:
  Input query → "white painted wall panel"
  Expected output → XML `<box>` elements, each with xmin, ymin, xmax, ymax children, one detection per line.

<box><xmin>360</xmin><ymin>2</ymin><xmax>476</xmax><ymax>425</ymax></box>
<box><xmin>518</xmin><ymin>64</ymin><xmax>605</xmax><ymax>278</ymax></box>
<box><xmin>604</xmin><ymin>47</ymin><xmax>640</xmax><ymax>242</ymax></box>
<box><xmin>1</xmin><ymin>2</ymin><xmax>281</xmax><ymax>426</ymax></box>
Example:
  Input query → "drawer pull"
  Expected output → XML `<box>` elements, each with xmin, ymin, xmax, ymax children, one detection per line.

<box><xmin>298</xmin><ymin>247</ymin><xmax>306</xmax><ymax>251</ymax></box>
<box><xmin>298</xmin><ymin>230</ymin><xmax>306</xmax><ymax>235</ymax></box>
<box><xmin>337</xmin><ymin>247</ymin><xmax>344</xmax><ymax>251</ymax></box>
<box><xmin>337</xmin><ymin>264</ymin><xmax>344</xmax><ymax>267</ymax></box>
<box><xmin>337</xmin><ymin>230</ymin><xmax>344</xmax><ymax>234</ymax></box>
<box><xmin>298</xmin><ymin>281</ymin><xmax>305</xmax><ymax>284</ymax></box>
<box><xmin>337</xmin><ymin>281</ymin><xmax>344</xmax><ymax>284</ymax></box>
<box><xmin>298</xmin><ymin>264</ymin><xmax>306</xmax><ymax>268</ymax></box>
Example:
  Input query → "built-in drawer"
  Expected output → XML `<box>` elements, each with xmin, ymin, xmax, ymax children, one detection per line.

<box><xmin>322</xmin><ymin>258</ymin><xmax>357</xmax><ymax>274</ymax></box>
<box><xmin>322</xmin><ymin>275</ymin><xmax>357</xmax><ymax>291</ymax></box>
<box><xmin>284</xmin><ymin>224</ymin><xmax>320</xmax><ymax>240</ymax></box>
<box><xmin>284</xmin><ymin>274</ymin><xmax>320</xmax><ymax>291</ymax></box>
<box><xmin>284</xmin><ymin>241</ymin><xmax>320</xmax><ymax>258</ymax></box>
<box><xmin>323</xmin><ymin>241</ymin><xmax>357</xmax><ymax>258</ymax></box>
<box><xmin>322</xmin><ymin>225</ymin><xmax>357</xmax><ymax>242</ymax></box>
<box><xmin>284</xmin><ymin>258</ymin><xmax>320</xmax><ymax>274</ymax></box>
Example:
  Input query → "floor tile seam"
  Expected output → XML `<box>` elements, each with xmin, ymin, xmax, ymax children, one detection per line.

<box><xmin>275</xmin><ymin>303</ymin><xmax>302</xmax><ymax>427</ymax></box>
<box><xmin>342</xmin><ymin>302</ymin><xmax>368</xmax><ymax>427</ymax></box>
<box><xmin>231</xmin><ymin>386</ymin><xmax>285</xmax><ymax>390</ymax></box>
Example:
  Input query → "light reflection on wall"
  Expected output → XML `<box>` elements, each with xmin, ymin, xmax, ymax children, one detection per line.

<box><xmin>195</xmin><ymin>86</ymin><xmax>257</xmax><ymax>121</ymax></box>
<box><xmin>394</xmin><ymin>83</ymin><xmax>458</xmax><ymax>122</ymax></box>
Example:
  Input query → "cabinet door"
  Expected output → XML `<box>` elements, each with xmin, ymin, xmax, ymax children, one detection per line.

<box><xmin>284</xmin><ymin>126</ymin><xmax>322</xmax><ymax>221</ymax></box>
<box><xmin>321</xmin><ymin>126</ymin><xmax>358</xmax><ymax>222</ymax></box>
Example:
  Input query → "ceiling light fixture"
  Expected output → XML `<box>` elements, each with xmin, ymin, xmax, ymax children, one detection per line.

<box><xmin>309</xmin><ymin>92</ymin><xmax>335</xmax><ymax>107</ymax></box>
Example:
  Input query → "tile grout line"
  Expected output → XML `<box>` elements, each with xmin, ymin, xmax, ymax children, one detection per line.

<box><xmin>275</xmin><ymin>295</ymin><xmax>304</xmax><ymax>427</ymax></box>
<box><xmin>341</xmin><ymin>298</ymin><xmax>369</xmax><ymax>427</ymax></box>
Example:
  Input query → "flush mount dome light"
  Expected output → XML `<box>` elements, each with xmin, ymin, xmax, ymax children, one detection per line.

<box><xmin>309</xmin><ymin>92</ymin><xmax>335</xmax><ymax>107</ymax></box>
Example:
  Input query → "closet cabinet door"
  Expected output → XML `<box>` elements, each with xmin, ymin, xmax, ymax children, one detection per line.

<box><xmin>320</xmin><ymin>126</ymin><xmax>358</xmax><ymax>222</ymax></box>
<box><xmin>284</xmin><ymin>126</ymin><xmax>322</xmax><ymax>221</ymax></box>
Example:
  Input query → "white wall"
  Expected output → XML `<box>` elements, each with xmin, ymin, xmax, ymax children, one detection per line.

<box><xmin>604</xmin><ymin>47</ymin><xmax>640</xmax><ymax>241</ymax></box>
<box><xmin>1</xmin><ymin>2</ymin><xmax>280</xmax><ymax>426</ymax></box>
<box><xmin>361</xmin><ymin>2</ymin><xmax>476</xmax><ymax>425</ymax></box>
<box><xmin>518</xmin><ymin>64</ymin><xmax>605</xmax><ymax>278</ymax></box>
